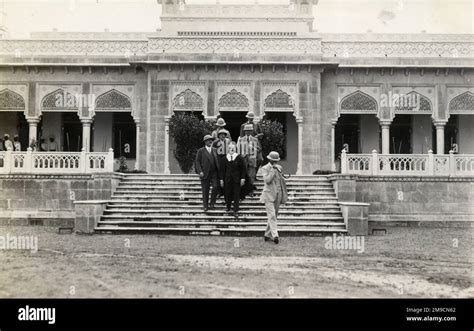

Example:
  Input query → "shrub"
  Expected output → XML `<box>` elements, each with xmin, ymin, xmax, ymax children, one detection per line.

<box><xmin>117</xmin><ymin>156</ymin><xmax>129</xmax><ymax>173</ymax></box>
<box><xmin>260</xmin><ymin>119</ymin><xmax>285</xmax><ymax>164</ymax></box>
<box><xmin>169</xmin><ymin>112</ymin><xmax>213</xmax><ymax>174</ymax></box>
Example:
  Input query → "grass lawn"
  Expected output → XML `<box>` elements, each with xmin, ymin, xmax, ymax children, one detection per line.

<box><xmin>0</xmin><ymin>225</ymin><xmax>472</xmax><ymax>298</ymax></box>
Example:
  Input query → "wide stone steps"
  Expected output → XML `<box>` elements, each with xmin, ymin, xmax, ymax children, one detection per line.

<box><xmin>96</xmin><ymin>174</ymin><xmax>346</xmax><ymax>236</ymax></box>
<box><xmin>103</xmin><ymin>209</ymin><xmax>341</xmax><ymax>217</ymax></box>
<box><xmin>105</xmin><ymin>205</ymin><xmax>342</xmax><ymax>211</ymax></box>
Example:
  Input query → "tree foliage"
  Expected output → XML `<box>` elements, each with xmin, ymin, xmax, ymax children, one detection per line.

<box><xmin>169</xmin><ymin>112</ymin><xmax>213</xmax><ymax>173</ymax></box>
<box><xmin>260</xmin><ymin>119</ymin><xmax>286</xmax><ymax>164</ymax></box>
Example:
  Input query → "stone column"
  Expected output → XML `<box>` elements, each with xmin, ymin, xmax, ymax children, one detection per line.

<box><xmin>380</xmin><ymin>121</ymin><xmax>391</xmax><ymax>154</ymax></box>
<box><xmin>27</xmin><ymin>118</ymin><xmax>40</xmax><ymax>148</ymax></box>
<box><xmin>296</xmin><ymin>118</ymin><xmax>303</xmax><ymax>175</ymax></box>
<box><xmin>81</xmin><ymin>119</ymin><xmax>93</xmax><ymax>152</ymax></box>
<box><xmin>434</xmin><ymin>121</ymin><xmax>446</xmax><ymax>155</ymax></box>
<box><xmin>330</xmin><ymin>120</ymin><xmax>337</xmax><ymax>171</ymax></box>
<box><xmin>164</xmin><ymin>116</ymin><xmax>171</xmax><ymax>174</ymax></box>
<box><xmin>134</xmin><ymin>119</ymin><xmax>140</xmax><ymax>170</ymax></box>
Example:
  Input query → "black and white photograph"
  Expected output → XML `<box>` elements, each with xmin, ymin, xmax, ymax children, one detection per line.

<box><xmin>0</xmin><ymin>0</ymin><xmax>472</xmax><ymax>329</ymax></box>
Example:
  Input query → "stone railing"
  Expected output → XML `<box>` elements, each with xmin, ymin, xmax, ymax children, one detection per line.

<box><xmin>148</xmin><ymin>36</ymin><xmax>322</xmax><ymax>54</ymax></box>
<box><xmin>0</xmin><ymin>149</ymin><xmax>114</xmax><ymax>174</ymax></box>
<box><xmin>341</xmin><ymin>150</ymin><xmax>474</xmax><ymax>176</ymax></box>
<box><xmin>0</xmin><ymin>36</ymin><xmax>472</xmax><ymax>61</ymax></box>
<box><xmin>0</xmin><ymin>40</ymin><xmax>149</xmax><ymax>57</ymax></box>
<box><xmin>321</xmin><ymin>41</ymin><xmax>474</xmax><ymax>58</ymax></box>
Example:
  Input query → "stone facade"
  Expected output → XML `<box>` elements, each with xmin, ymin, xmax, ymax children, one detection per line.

<box><xmin>0</xmin><ymin>174</ymin><xmax>121</xmax><ymax>225</ymax></box>
<box><xmin>331</xmin><ymin>175</ymin><xmax>474</xmax><ymax>225</ymax></box>
<box><xmin>0</xmin><ymin>1</ymin><xmax>472</xmax><ymax>175</ymax></box>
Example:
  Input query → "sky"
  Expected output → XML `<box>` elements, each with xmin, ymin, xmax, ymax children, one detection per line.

<box><xmin>1</xmin><ymin>0</ymin><xmax>473</xmax><ymax>37</ymax></box>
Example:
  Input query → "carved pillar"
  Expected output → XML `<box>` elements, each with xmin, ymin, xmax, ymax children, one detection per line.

<box><xmin>296</xmin><ymin>118</ymin><xmax>303</xmax><ymax>175</ymax></box>
<box><xmin>434</xmin><ymin>121</ymin><xmax>447</xmax><ymax>155</ymax></box>
<box><xmin>81</xmin><ymin>119</ymin><xmax>93</xmax><ymax>152</ymax></box>
<box><xmin>164</xmin><ymin>116</ymin><xmax>171</xmax><ymax>174</ymax></box>
<box><xmin>380</xmin><ymin>121</ymin><xmax>391</xmax><ymax>154</ymax></box>
<box><xmin>330</xmin><ymin>120</ymin><xmax>337</xmax><ymax>171</ymax></box>
<box><xmin>27</xmin><ymin>118</ymin><xmax>40</xmax><ymax>149</ymax></box>
<box><xmin>134</xmin><ymin>119</ymin><xmax>140</xmax><ymax>170</ymax></box>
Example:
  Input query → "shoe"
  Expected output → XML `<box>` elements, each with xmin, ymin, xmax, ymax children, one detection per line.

<box><xmin>204</xmin><ymin>207</ymin><xmax>208</xmax><ymax>212</ymax></box>
<box><xmin>264</xmin><ymin>236</ymin><xmax>272</xmax><ymax>242</ymax></box>
<box><xmin>226</xmin><ymin>207</ymin><xmax>231</xmax><ymax>213</ymax></box>
<box><xmin>274</xmin><ymin>237</ymin><xmax>279</xmax><ymax>244</ymax></box>
<box><xmin>233</xmin><ymin>212</ymin><xmax>239</xmax><ymax>218</ymax></box>
<box><xmin>209</xmin><ymin>205</ymin><xmax>215</xmax><ymax>210</ymax></box>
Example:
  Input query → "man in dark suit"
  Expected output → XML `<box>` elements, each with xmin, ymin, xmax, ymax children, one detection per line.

<box><xmin>195</xmin><ymin>135</ymin><xmax>220</xmax><ymax>212</ymax></box>
<box><xmin>219</xmin><ymin>142</ymin><xmax>246</xmax><ymax>218</ymax></box>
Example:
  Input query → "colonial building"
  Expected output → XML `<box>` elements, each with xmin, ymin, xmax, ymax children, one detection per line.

<box><xmin>0</xmin><ymin>0</ymin><xmax>473</xmax><ymax>176</ymax></box>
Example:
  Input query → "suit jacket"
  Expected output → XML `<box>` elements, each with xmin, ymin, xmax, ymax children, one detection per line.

<box><xmin>212</xmin><ymin>138</ymin><xmax>231</xmax><ymax>156</ymax></box>
<box><xmin>259</xmin><ymin>163</ymin><xmax>288</xmax><ymax>204</ymax></box>
<box><xmin>219</xmin><ymin>154</ymin><xmax>246</xmax><ymax>184</ymax></box>
<box><xmin>195</xmin><ymin>146</ymin><xmax>220</xmax><ymax>179</ymax></box>
<box><xmin>239</xmin><ymin>121</ymin><xmax>262</xmax><ymax>138</ymax></box>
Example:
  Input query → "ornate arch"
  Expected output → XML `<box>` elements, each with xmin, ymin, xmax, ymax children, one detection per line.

<box><xmin>172</xmin><ymin>89</ymin><xmax>204</xmax><ymax>111</ymax></box>
<box><xmin>449</xmin><ymin>91</ymin><xmax>474</xmax><ymax>112</ymax></box>
<box><xmin>41</xmin><ymin>88</ymin><xmax>78</xmax><ymax>111</ymax></box>
<box><xmin>340</xmin><ymin>91</ymin><xmax>378</xmax><ymax>112</ymax></box>
<box><xmin>95</xmin><ymin>89</ymin><xmax>132</xmax><ymax>110</ymax></box>
<box><xmin>0</xmin><ymin>89</ymin><xmax>26</xmax><ymax>110</ymax></box>
<box><xmin>264</xmin><ymin>89</ymin><xmax>294</xmax><ymax>109</ymax></box>
<box><xmin>218</xmin><ymin>89</ymin><xmax>249</xmax><ymax>109</ymax></box>
<box><xmin>395</xmin><ymin>91</ymin><xmax>432</xmax><ymax>112</ymax></box>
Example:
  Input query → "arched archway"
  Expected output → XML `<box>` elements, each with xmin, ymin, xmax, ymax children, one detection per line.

<box><xmin>0</xmin><ymin>89</ymin><xmax>29</xmax><ymax>151</ymax></box>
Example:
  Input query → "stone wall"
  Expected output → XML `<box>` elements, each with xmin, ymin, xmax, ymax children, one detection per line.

<box><xmin>0</xmin><ymin>174</ymin><xmax>121</xmax><ymax>226</ymax></box>
<box><xmin>148</xmin><ymin>67</ymin><xmax>322</xmax><ymax>174</ymax></box>
<box><xmin>331</xmin><ymin>175</ymin><xmax>474</xmax><ymax>226</ymax></box>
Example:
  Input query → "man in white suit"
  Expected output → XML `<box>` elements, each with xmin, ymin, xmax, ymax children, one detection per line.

<box><xmin>259</xmin><ymin>151</ymin><xmax>287</xmax><ymax>244</ymax></box>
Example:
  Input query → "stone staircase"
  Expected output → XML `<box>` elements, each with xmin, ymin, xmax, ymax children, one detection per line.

<box><xmin>95</xmin><ymin>174</ymin><xmax>347</xmax><ymax>236</ymax></box>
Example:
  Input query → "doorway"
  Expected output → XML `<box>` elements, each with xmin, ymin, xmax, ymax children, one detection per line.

<box><xmin>219</xmin><ymin>111</ymin><xmax>247</xmax><ymax>142</ymax></box>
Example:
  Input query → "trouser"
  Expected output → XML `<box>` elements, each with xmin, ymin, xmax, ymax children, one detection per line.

<box><xmin>225</xmin><ymin>180</ymin><xmax>241</xmax><ymax>212</ymax></box>
<box><xmin>264</xmin><ymin>190</ymin><xmax>282</xmax><ymax>239</ymax></box>
<box><xmin>200</xmin><ymin>171</ymin><xmax>219</xmax><ymax>209</ymax></box>
<box><xmin>243</xmin><ymin>156</ymin><xmax>257</xmax><ymax>190</ymax></box>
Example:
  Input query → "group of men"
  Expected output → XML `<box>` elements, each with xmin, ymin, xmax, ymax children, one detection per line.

<box><xmin>0</xmin><ymin>134</ymin><xmax>21</xmax><ymax>151</ymax></box>
<box><xmin>195</xmin><ymin>111</ymin><xmax>287</xmax><ymax>244</ymax></box>
<box><xmin>0</xmin><ymin>134</ymin><xmax>60</xmax><ymax>152</ymax></box>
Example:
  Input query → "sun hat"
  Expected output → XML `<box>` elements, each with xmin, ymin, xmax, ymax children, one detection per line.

<box><xmin>217</xmin><ymin>129</ymin><xmax>229</xmax><ymax>137</ymax></box>
<box><xmin>267</xmin><ymin>151</ymin><xmax>280</xmax><ymax>162</ymax></box>
<box><xmin>245</xmin><ymin>111</ymin><xmax>255</xmax><ymax>119</ymax></box>
<box><xmin>203</xmin><ymin>134</ymin><xmax>213</xmax><ymax>142</ymax></box>
<box><xmin>216</xmin><ymin>118</ymin><xmax>226</xmax><ymax>127</ymax></box>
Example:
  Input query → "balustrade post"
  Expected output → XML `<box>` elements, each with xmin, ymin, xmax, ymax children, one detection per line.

<box><xmin>449</xmin><ymin>150</ymin><xmax>455</xmax><ymax>176</ymax></box>
<box><xmin>80</xmin><ymin>148</ymin><xmax>87</xmax><ymax>174</ymax></box>
<box><xmin>107</xmin><ymin>148</ymin><xmax>115</xmax><ymax>173</ymax></box>
<box><xmin>4</xmin><ymin>149</ymin><xmax>12</xmax><ymax>174</ymax></box>
<box><xmin>341</xmin><ymin>149</ymin><xmax>347</xmax><ymax>174</ymax></box>
<box><xmin>24</xmin><ymin>148</ymin><xmax>33</xmax><ymax>173</ymax></box>
<box><xmin>428</xmin><ymin>150</ymin><xmax>434</xmax><ymax>176</ymax></box>
<box><xmin>371</xmin><ymin>150</ymin><xmax>378</xmax><ymax>176</ymax></box>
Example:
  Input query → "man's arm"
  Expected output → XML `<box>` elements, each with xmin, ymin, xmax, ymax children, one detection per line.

<box><xmin>195</xmin><ymin>149</ymin><xmax>203</xmax><ymax>174</ymax></box>
<box><xmin>218</xmin><ymin>157</ymin><xmax>226</xmax><ymax>181</ymax></box>
<box><xmin>261</xmin><ymin>165</ymin><xmax>276</xmax><ymax>184</ymax></box>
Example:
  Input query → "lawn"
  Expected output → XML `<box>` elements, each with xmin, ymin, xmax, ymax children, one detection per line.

<box><xmin>0</xmin><ymin>225</ymin><xmax>472</xmax><ymax>298</ymax></box>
